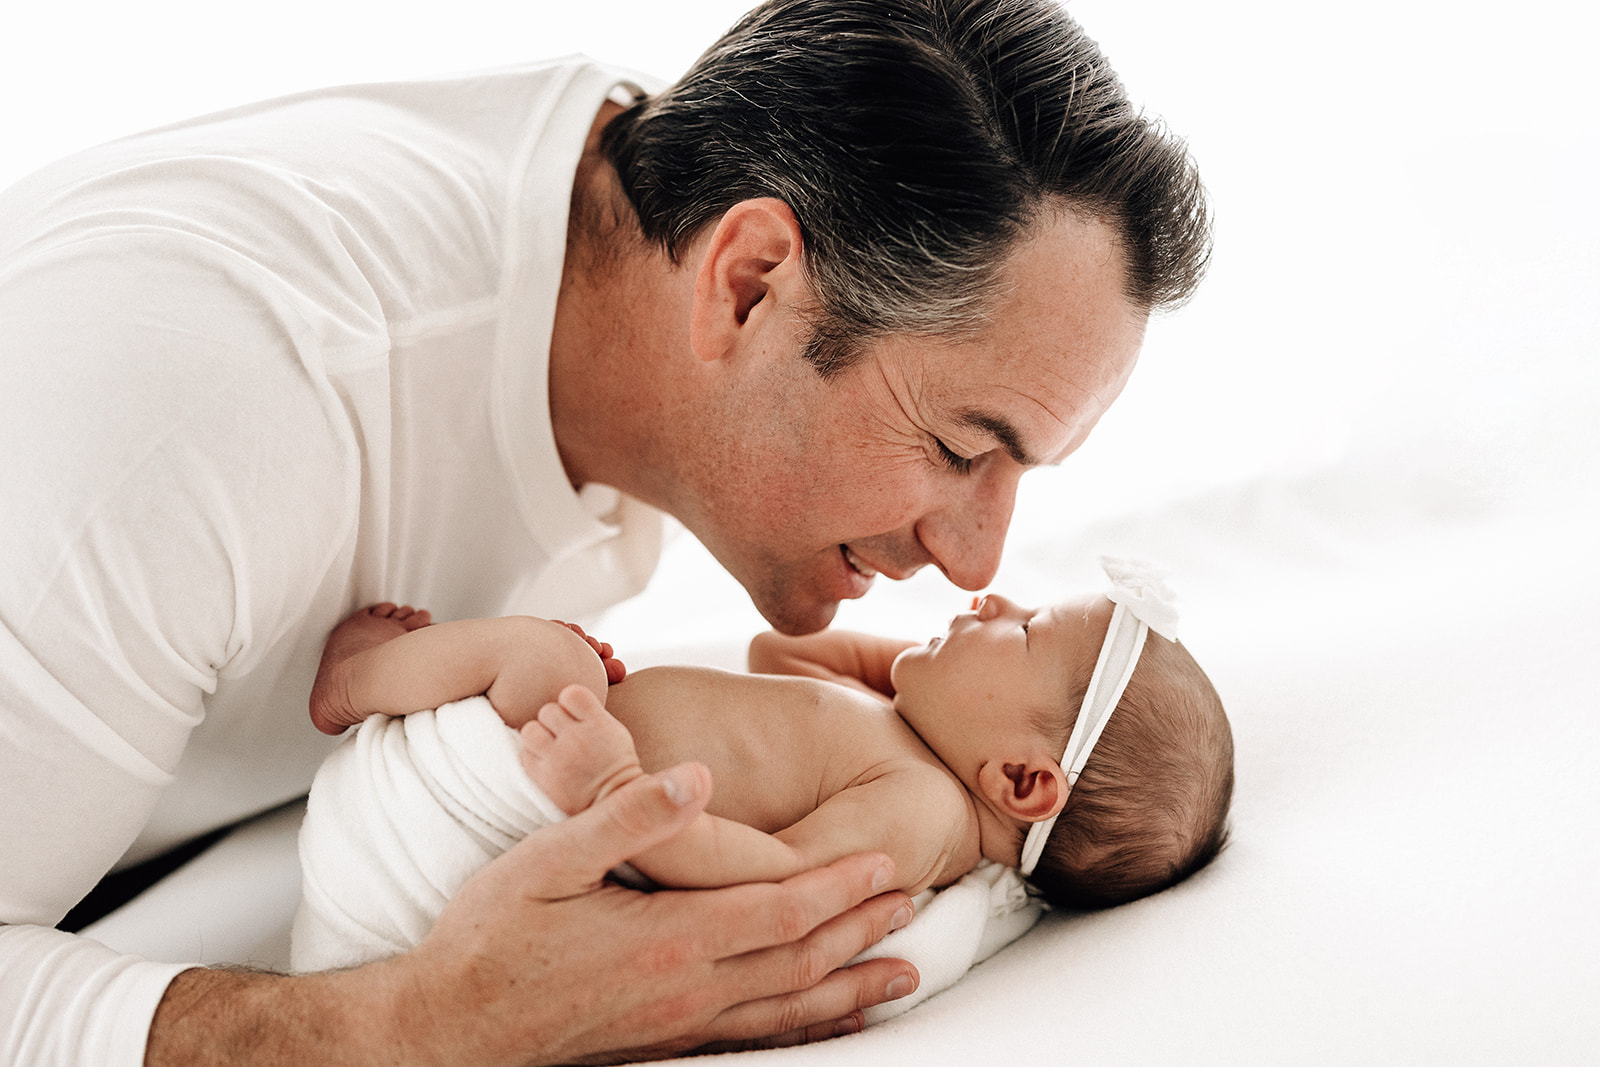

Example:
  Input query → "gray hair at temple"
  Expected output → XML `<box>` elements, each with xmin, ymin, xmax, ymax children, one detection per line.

<box><xmin>601</xmin><ymin>0</ymin><xmax>1213</xmax><ymax>377</ymax></box>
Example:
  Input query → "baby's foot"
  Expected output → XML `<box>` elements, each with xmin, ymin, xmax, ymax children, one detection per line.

<box><xmin>519</xmin><ymin>684</ymin><xmax>644</xmax><ymax>815</ymax></box>
<box><xmin>551</xmin><ymin>620</ymin><xmax>627</xmax><ymax>684</ymax></box>
<box><xmin>309</xmin><ymin>603</ymin><xmax>432</xmax><ymax>735</ymax></box>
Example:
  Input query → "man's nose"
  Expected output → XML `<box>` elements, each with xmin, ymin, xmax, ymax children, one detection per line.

<box><xmin>917</xmin><ymin>461</ymin><xmax>1021</xmax><ymax>591</ymax></box>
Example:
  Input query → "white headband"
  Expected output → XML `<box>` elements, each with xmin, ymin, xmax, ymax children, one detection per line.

<box><xmin>1017</xmin><ymin>557</ymin><xmax>1179</xmax><ymax>878</ymax></box>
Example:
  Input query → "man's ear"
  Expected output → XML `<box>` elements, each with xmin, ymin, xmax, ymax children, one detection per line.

<box><xmin>688</xmin><ymin>198</ymin><xmax>805</xmax><ymax>363</ymax></box>
<box><xmin>977</xmin><ymin>758</ymin><xmax>1069</xmax><ymax>823</ymax></box>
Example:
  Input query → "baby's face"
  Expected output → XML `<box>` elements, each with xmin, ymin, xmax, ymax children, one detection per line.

<box><xmin>890</xmin><ymin>592</ymin><xmax>1113</xmax><ymax>788</ymax></box>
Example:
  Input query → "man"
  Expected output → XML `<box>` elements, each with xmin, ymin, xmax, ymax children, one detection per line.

<box><xmin>0</xmin><ymin>0</ymin><xmax>1209</xmax><ymax>1062</ymax></box>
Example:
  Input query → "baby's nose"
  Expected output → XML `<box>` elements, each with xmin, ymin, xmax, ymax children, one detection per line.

<box><xmin>975</xmin><ymin>593</ymin><xmax>1019</xmax><ymax>620</ymax></box>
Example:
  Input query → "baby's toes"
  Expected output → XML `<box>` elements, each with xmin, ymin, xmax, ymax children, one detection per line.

<box><xmin>519</xmin><ymin>720</ymin><xmax>557</xmax><ymax>759</ymax></box>
<box><xmin>556</xmin><ymin>683</ymin><xmax>607</xmax><ymax>722</ymax></box>
<box><xmin>536</xmin><ymin>699</ymin><xmax>579</xmax><ymax>735</ymax></box>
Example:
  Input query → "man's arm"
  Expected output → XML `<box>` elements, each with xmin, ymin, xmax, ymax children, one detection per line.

<box><xmin>748</xmin><ymin>629</ymin><xmax>918</xmax><ymax>697</ymax></box>
<box><xmin>145</xmin><ymin>766</ymin><xmax>919</xmax><ymax>1066</ymax></box>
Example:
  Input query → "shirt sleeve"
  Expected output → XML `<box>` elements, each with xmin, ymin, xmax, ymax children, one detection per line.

<box><xmin>0</xmin><ymin>173</ymin><xmax>364</xmax><ymax>1062</ymax></box>
<box><xmin>0</xmin><ymin>927</ymin><xmax>191</xmax><ymax>1066</ymax></box>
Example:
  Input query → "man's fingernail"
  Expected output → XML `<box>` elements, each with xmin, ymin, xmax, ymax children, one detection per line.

<box><xmin>885</xmin><ymin>974</ymin><xmax>916</xmax><ymax>1000</ymax></box>
<box><xmin>833</xmin><ymin>1014</ymin><xmax>862</xmax><ymax>1037</ymax></box>
<box><xmin>890</xmin><ymin>904</ymin><xmax>913</xmax><ymax>931</ymax></box>
<box><xmin>871</xmin><ymin>861</ymin><xmax>893</xmax><ymax>893</ymax></box>
<box><xmin>662</xmin><ymin>765</ymin><xmax>697</xmax><ymax>805</ymax></box>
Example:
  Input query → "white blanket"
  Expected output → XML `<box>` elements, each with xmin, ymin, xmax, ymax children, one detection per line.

<box><xmin>290</xmin><ymin>698</ymin><xmax>566</xmax><ymax>973</ymax></box>
<box><xmin>290</xmin><ymin>696</ymin><xmax>1042</xmax><ymax>1015</ymax></box>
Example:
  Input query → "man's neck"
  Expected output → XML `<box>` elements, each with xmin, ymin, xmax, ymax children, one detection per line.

<box><xmin>546</xmin><ymin>106</ymin><xmax>692</xmax><ymax>512</ymax></box>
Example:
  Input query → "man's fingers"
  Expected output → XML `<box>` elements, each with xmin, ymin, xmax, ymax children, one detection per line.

<box><xmin>661</xmin><ymin>852</ymin><xmax>916</xmax><ymax>1047</ymax></box>
<box><xmin>693</xmin><ymin>1013</ymin><xmax>862</xmax><ymax>1055</ymax></box>
<box><xmin>700</xmin><ymin>851</ymin><xmax>896</xmax><ymax>959</ymax></box>
<box><xmin>701</xmin><ymin>956</ymin><xmax>917</xmax><ymax>1049</ymax></box>
<box><xmin>708</xmin><ymin>871</ymin><xmax>916</xmax><ymax>1027</ymax></box>
<box><xmin>505</xmin><ymin>762</ymin><xmax>711</xmax><ymax>896</ymax></box>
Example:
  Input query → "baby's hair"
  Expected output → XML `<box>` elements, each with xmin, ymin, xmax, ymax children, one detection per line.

<box><xmin>1027</xmin><ymin>633</ymin><xmax>1233</xmax><ymax>909</ymax></box>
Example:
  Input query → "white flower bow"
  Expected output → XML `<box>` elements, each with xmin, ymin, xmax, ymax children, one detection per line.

<box><xmin>1100</xmin><ymin>556</ymin><xmax>1180</xmax><ymax>641</ymax></box>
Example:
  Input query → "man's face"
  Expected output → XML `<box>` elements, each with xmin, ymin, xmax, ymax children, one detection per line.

<box><xmin>686</xmin><ymin>210</ymin><xmax>1147</xmax><ymax>634</ymax></box>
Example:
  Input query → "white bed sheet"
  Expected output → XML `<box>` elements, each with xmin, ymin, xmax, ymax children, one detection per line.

<box><xmin>619</xmin><ymin>456</ymin><xmax>1600</xmax><ymax>1064</ymax></box>
<box><xmin>81</xmin><ymin>448</ymin><xmax>1600</xmax><ymax>1063</ymax></box>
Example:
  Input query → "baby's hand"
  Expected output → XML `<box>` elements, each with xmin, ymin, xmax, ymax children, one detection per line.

<box><xmin>552</xmin><ymin>620</ymin><xmax>626</xmax><ymax>684</ymax></box>
<box><xmin>519</xmin><ymin>684</ymin><xmax>644</xmax><ymax>815</ymax></box>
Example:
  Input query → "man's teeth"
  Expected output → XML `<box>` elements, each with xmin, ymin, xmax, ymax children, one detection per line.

<box><xmin>843</xmin><ymin>547</ymin><xmax>878</xmax><ymax>578</ymax></box>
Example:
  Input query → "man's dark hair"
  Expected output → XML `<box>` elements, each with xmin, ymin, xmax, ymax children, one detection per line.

<box><xmin>601</xmin><ymin>0</ymin><xmax>1212</xmax><ymax>375</ymax></box>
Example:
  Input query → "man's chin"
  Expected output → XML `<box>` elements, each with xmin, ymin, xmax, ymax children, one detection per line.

<box><xmin>749</xmin><ymin>588</ymin><xmax>841</xmax><ymax>636</ymax></box>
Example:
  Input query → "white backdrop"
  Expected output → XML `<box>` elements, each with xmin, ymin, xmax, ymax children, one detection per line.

<box><xmin>6</xmin><ymin>0</ymin><xmax>1593</xmax><ymax>561</ymax></box>
<box><xmin>12</xmin><ymin>2</ymin><xmax>1598</xmax><ymax>1062</ymax></box>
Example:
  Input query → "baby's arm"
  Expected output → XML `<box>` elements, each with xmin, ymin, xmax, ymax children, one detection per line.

<box><xmin>521</xmin><ymin>685</ymin><xmax>813</xmax><ymax>885</ymax></box>
<box><xmin>747</xmin><ymin>630</ymin><xmax>917</xmax><ymax>699</ymax></box>
<box><xmin>311</xmin><ymin>611</ymin><xmax>611</xmax><ymax>734</ymax></box>
<box><xmin>773</xmin><ymin>771</ymin><xmax>975</xmax><ymax>896</ymax></box>
<box><xmin>523</xmin><ymin>687</ymin><xmax>967</xmax><ymax>893</ymax></box>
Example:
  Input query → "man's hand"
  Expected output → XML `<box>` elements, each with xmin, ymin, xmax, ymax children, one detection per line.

<box><xmin>147</xmin><ymin>764</ymin><xmax>917</xmax><ymax>1066</ymax></box>
<box><xmin>403</xmin><ymin>764</ymin><xmax>915</xmax><ymax>1062</ymax></box>
<box><xmin>400</xmin><ymin>761</ymin><xmax>918</xmax><ymax>1064</ymax></box>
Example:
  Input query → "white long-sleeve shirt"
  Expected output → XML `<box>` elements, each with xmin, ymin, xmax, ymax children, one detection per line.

<box><xmin>0</xmin><ymin>56</ymin><xmax>663</xmax><ymax>1065</ymax></box>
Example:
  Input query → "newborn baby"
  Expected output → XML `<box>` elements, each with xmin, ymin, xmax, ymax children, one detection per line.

<box><xmin>293</xmin><ymin>559</ymin><xmax>1233</xmax><ymax>973</ymax></box>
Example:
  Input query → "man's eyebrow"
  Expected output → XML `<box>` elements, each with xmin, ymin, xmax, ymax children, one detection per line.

<box><xmin>955</xmin><ymin>409</ymin><xmax>1040</xmax><ymax>466</ymax></box>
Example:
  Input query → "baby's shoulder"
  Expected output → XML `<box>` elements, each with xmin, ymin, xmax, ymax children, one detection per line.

<box><xmin>852</xmin><ymin>747</ymin><xmax>970</xmax><ymax>800</ymax></box>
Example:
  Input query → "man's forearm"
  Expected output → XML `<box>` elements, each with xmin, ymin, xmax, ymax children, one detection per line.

<box><xmin>146</xmin><ymin>962</ymin><xmax>448</xmax><ymax>1067</ymax></box>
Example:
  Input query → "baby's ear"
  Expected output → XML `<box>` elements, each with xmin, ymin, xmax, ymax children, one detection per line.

<box><xmin>978</xmin><ymin>758</ymin><xmax>1069</xmax><ymax>823</ymax></box>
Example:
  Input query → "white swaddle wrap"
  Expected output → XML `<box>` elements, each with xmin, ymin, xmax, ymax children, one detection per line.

<box><xmin>291</xmin><ymin>696</ymin><xmax>567</xmax><ymax>972</ymax></box>
<box><xmin>292</xmin><ymin>696</ymin><xmax>1042</xmax><ymax>1019</ymax></box>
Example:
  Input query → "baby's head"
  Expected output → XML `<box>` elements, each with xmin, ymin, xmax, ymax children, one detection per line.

<box><xmin>890</xmin><ymin>570</ymin><xmax>1233</xmax><ymax>909</ymax></box>
<box><xmin>1024</xmin><ymin>623</ymin><xmax>1233</xmax><ymax>908</ymax></box>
